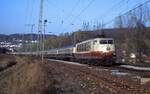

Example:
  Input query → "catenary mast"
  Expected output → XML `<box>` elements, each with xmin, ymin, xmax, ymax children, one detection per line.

<box><xmin>37</xmin><ymin>0</ymin><xmax>44</xmax><ymax>63</ymax></box>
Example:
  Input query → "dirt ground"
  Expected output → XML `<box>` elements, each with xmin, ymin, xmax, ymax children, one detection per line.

<box><xmin>0</xmin><ymin>54</ymin><xmax>150</xmax><ymax>94</ymax></box>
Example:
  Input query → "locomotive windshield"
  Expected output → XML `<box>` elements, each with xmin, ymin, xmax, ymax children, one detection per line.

<box><xmin>100</xmin><ymin>40</ymin><xmax>107</xmax><ymax>44</ymax></box>
<box><xmin>108</xmin><ymin>40</ymin><xmax>113</xmax><ymax>44</ymax></box>
<box><xmin>100</xmin><ymin>40</ymin><xmax>113</xmax><ymax>44</ymax></box>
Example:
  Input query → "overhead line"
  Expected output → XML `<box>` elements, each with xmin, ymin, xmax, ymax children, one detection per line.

<box><xmin>119</xmin><ymin>0</ymin><xmax>150</xmax><ymax>17</ymax></box>
<box><xmin>74</xmin><ymin>0</ymin><xmax>96</xmax><ymax>20</ymax></box>
<box><xmin>28</xmin><ymin>0</ymin><xmax>35</xmax><ymax>25</ymax></box>
<box><xmin>58</xmin><ymin>0</ymin><xmax>81</xmax><ymax>31</ymax></box>
<box><xmin>67</xmin><ymin>0</ymin><xmax>81</xmax><ymax>18</ymax></box>
<box><xmin>62</xmin><ymin>0</ymin><xmax>96</xmax><ymax>33</ymax></box>
<box><xmin>103</xmin><ymin>0</ymin><xmax>150</xmax><ymax>27</ymax></box>
<box><xmin>24</xmin><ymin>0</ymin><xmax>30</xmax><ymax>25</ymax></box>
<box><xmin>97</xmin><ymin>0</ymin><xmax>125</xmax><ymax>20</ymax></box>
<box><xmin>46</xmin><ymin>0</ymin><xmax>64</xmax><ymax>14</ymax></box>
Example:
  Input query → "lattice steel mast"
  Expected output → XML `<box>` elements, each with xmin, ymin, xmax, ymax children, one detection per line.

<box><xmin>37</xmin><ymin>0</ymin><xmax>44</xmax><ymax>62</ymax></box>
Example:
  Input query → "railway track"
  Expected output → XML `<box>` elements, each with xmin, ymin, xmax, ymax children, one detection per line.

<box><xmin>48</xmin><ymin>59</ymin><xmax>150</xmax><ymax>71</ymax></box>
<box><xmin>119</xmin><ymin>65</ymin><xmax>150</xmax><ymax>71</ymax></box>
<box><xmin>63</xmin><ymin>63</ymin><xmax>149</xmax><ymax>94</ymax></box>
<box><xmin>47</xmin><ymin>59</ymin><xmax>150</xmax><ymax>94</ymax></box>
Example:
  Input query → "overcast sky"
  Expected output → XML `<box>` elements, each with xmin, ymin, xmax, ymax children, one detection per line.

<box><xmin>0</xmin><ymin>0</ymin><xmax>147</xmax><ymax>35</ymax></box>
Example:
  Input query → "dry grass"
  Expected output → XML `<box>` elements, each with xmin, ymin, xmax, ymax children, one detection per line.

<box><xmin>0</xmin><ymin>54</ymin><xmax>17</xmax><ymax>72</ymax></box>
<box><xmin>0</xmin><ymin>55</ymin><xmax>54</xmax><ymax>94</ymax></box>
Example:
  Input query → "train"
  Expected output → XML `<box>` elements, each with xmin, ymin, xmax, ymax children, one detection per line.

<box><xmin>47</xmin><ymin>37</ymin><xmax>116</xmax><ymax>65</ymax></box>
<box><xmin>13</xmin><ymin>37</ymin><xmax>116</xmax><ymax>65</ymax></box>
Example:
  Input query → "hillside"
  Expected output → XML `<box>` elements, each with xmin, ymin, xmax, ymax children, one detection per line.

<box><xmin>0</xmin><ymin>34</ymin><xmax>56</xmax><ymax>42</ymax></box>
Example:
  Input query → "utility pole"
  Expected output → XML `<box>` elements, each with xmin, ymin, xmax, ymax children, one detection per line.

<box><xmin>71</xmin><ymin>24</ymin><xmax>76</xmax><ymax>45</ymax></box>
<box><xmin>42</xmin><ymin>19</ymin><xmax>47</xmax><ymax>63</ymax></box>
<box><xmin>137</xmin><ymin>6</ymin><xmax>143</xmax><ymax>63</ymax></box>
<box><xmin>100</xmin><ymin>21</ymin><xmax>105</xmax><ymax>37</ymax></box>
<box><xmin>30</xmin><ymin>24</ymin><xmax>35</xmax><ymax>52</ymax></box>
<box><xmin>22</xmin><ymin>31</ymin><xmax>25</xmax><ymax>52</ymax></box>
<box><xmin>37</xmin><ymin>0</ymin><xmax>44</xmax><ymax>63</ymax></box>
<box><xmin>26</xmin><ymin>24</ymin><xmax>35</xmax><ymax>52</ymax></box>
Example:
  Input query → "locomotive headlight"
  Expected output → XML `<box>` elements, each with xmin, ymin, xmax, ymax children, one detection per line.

<box><xmin>113</xmin><ymin>52</ymin><xmax>116</xmax><ymax>56</ymax></box>
<box><xmin>106</xmin><ymin>47</ymin><xmax>111</xmax><ymax>51</ymax></box>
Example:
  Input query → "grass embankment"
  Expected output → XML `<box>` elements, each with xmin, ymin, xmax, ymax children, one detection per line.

<box><xmin>0</xmin><ymin>54</ymin><xmax>17</xmax><ymax>72</ymax></box>
<box><xmin>0</xmin><ymin>55</ymin><xmax>54</xmax><ymax>94</ymax></box>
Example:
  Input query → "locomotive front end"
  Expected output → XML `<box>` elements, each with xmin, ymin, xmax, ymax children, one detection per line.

<box><xmin>93</xmin><ymin>38</ymin><xmax>116</xmax><ymax>65</ymax></box>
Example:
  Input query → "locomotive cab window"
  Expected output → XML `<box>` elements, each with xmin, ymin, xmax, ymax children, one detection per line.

<box><xmin>100</xmin><ymin>40</ymin><xmax>107</xmax><ymax>44</ymax></box>
<box><xmin>108</xmin><ymin>40</ymin><xmax>113</xmax><ymax>44</ymax></box>
<box><xmin>93</xmin><ymin>40</ymin><xmax>97</xmax><ymax>45</ymax></box>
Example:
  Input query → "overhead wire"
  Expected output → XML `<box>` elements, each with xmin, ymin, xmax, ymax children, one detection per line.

<box><xmin>45</xmin><ymin>0</ymin><xmax>150</xmax><ymax>34</ymax></box>
<box><xmin>45</xmin><ymin>0</ymin><xmax>66</xmax><ymax>29</ymax></box>
<box><xmin>24</xmin><ymin>0</ymin><xmax>30</xmax><ymax>28</ymax></box>
<box><xmin>103</xmin><ymin>0</ymin><xmax>150</xmax><ymax>27</ymax></box>
<box><xmin>62</xmin><ymin>0</ymin><xmax>96</xmax><ymax>33</ymax></box>
<box><xmin>66</xmin><ymin>0</ymin><xmax>81</xmax><ymax>20</ymax></box>
<box><xmin>24</xmin><ymin>0</ymin><xmax>36</xmax><ymax>33</ymax></box>
<box><xmin>23</xmin><ymin>0</ymin><xmax>30</xmax><ymax>52</ymax></box>
<box><xmin>84</xmin><ymin>0</ymin><xmax>127</xmax><ymax>30</ymax></box>
<box><xmin>45</xmin><ymin>0</ymin><xmax>85</xmax><ymax>33</ymax></box>
<box><xmin>58</xmin><ymin>0</ymin><xmax>81</xmax><ymax>30</ymax></box>
<box><xmin>28</xmin><ymin>0</ymin><xmax>36</xmax><ymax>25</ymax></box>
<box><xmin>46</xmin><ymin>0</ymin><xmax>65</xmax><ymax>14</ymax></box>
<box><xmin>73</xmin><ymin>0</ymin><xmax>96</xmax><ymax>21</ymax></box>
<box><xmin>45</xmin><ymin>0</ymin><xmax>67</xmax><ymax>23</ymax></box>
<box><xmin>97</xmin><ymin>0</ymin><xmax>125</xmax><ymax>21</ymax></box>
